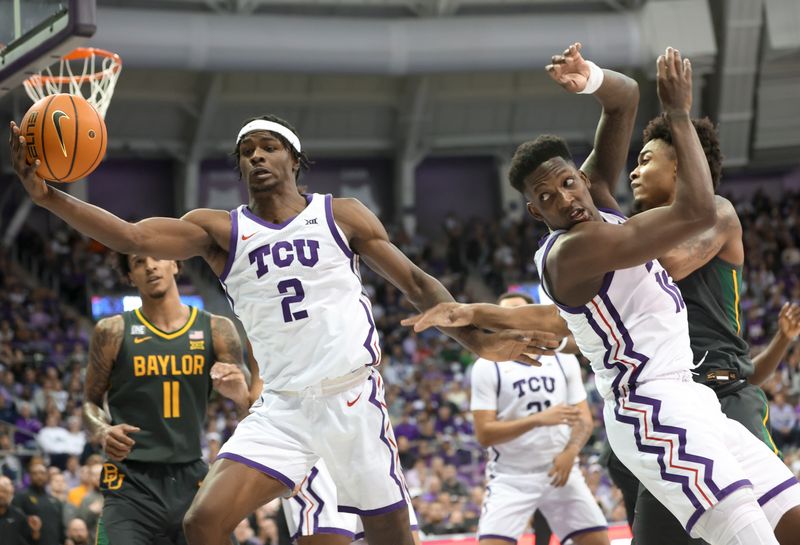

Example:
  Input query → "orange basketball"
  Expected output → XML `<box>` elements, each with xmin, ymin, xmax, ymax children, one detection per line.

<box><xmin>19</xmin><ymin>93</ymin><xmax>107</xmax><ymax>183</ymax></box>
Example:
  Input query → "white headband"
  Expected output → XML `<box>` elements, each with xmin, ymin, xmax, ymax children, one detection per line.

<box><xmin>236</xmin><ymin>120</ymin><xmax>302</xmax><ymax>153</ymax></box>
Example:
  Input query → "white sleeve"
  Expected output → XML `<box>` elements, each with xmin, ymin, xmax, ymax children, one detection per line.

<box><xmin>558</xmin><ymin>354</ymin><xmax>588</xmax><ymax>405</ymax></box>
<box><xmin>470</xmin><ymin>358</ymin><xmax>499</xmax><ymax>412</ymax></box>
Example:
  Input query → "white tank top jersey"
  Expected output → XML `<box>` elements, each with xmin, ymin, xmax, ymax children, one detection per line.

<box><xmin>533</xmin><ymin>209</ymin><xmax>695</xmax><ymax>400</ymax></box>
<box><xmin>218</xmin><ymin>193</ymin><xmax>381</xmax><ymax>393</ymax></box>
<box><xmin>470</xmin><ymin>354</ymin><xmax>586</xmax><ymax>473</ymax></box>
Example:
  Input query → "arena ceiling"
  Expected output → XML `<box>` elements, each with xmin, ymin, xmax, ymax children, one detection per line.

<box><xmin>1</xmin><ymin>0</ymin><xmax>799</xmax><ymax>182</ymax></box>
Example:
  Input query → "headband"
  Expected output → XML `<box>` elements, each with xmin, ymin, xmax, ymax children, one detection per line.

<box><xmin>236</xmin><ymin>120</ymin><xmax>302</xmax><ymax>153</ymax></box>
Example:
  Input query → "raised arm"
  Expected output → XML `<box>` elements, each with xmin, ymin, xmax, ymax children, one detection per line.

<box><xmin>333</xmin><ymin>198</ymin><xmax>558</xmax><ymax>363</ymax></box>
<box><xmin>209</xmin><ymin>315</ymin><xmax>250</xmax><ymax>418</ymax></box>
<box><xmin>83</xmin><ymin>316</ymin><xmax>140</xmax><ymax>461</ymax></box>
<box><xmin>749</xmin><ymin>303</ymin><xmax>800</xmax><ymax>386</ymax></box>
<box><xmin>546</xmin><ymin>43</ymin><xmax>639</xmax><ymax>210</ymax></box>
<box><xmin>658</xmin><ymin>196</ymin><xmax>742</xmax><ymax>281</ymax></box>
<box><xmin>550</xmin><ymin>49</ymin><xmax>716</xmax><ymax>302</ymax></box>
<box><xmin>9</xmin><ymin>121</ymin><xmax>227</xmax><ymax>264</ymax></box>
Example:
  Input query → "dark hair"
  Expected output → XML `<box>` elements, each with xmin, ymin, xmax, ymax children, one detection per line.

<box><xmin>115</xmin><ymin>253</ymin><xmax>181</xmax><ymax>279</ymax></box>
<box><xmin>231</xmin><ymin>114</ymin><xmax>313</xmax><ymax>181</ymax></box>
<box><xmin>642</xmin><ymin>114</ymin><xmax>722</xmax><ymax>190</ymax></box>
<box><xmin>497</xmin><ymin>291</ymin><xmax>534</xmax><ymax>305</ymax></box>
<box><xmin>508</xmin><ymin>135</ymin><xmax>574</xmax><ymax>196</ymax></box>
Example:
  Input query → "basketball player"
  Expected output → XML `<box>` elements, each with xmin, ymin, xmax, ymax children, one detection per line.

<box><xmin>282</xmin><ymin>457</ymin><xmax>421</xmax><ymax>545</ymax></box>
<box><xmin>408</xmin><ymin>48</ymin><xmax>800</xmax><ymax>545</ymax></box>
<box><xmin>544</xmin><ymin>47</ymin><xmax>800</xmax><ymax>545</ymax></box>
<box><xmin>83</xmin><ymin>253</ymin><xmax>250</xmax><ymax>545</ymax></box>
<box><xmin>471</xmin><ymin>291</ymin><xmax>608</xmax><ymax>545</ymax></box>
<box><xmin>9</xmin><ymin>112</ymin><xmax>555</xmax><ymax>545</ymax></box>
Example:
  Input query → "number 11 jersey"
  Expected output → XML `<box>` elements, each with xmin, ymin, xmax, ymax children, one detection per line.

<box><xmin>219</xmin><ymin>193</ymin><xmax>380</xmax><ymax>393</ymax></box>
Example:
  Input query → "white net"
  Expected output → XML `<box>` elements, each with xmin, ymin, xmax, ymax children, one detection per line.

<box><xmin>23</xmin><ymin>48</ymin><xmax>122</xmax><ymax>118</ymax></box>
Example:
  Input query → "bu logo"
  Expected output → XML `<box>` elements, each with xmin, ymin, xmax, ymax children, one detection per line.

<box><xmin>102</xmin><ymin>463</ymin><xmax>125</xmax><ymax>490</ymax></box>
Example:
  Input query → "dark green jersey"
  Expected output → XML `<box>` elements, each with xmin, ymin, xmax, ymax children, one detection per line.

<box><xmin>676</xmin><ymin>257</ymin><xmax>753</xmax><ymax>378</ymax></box>
<box><xmin>108</xmin><ymin>306</ymin><xmax>214</xmax><ymax>463</ymax></box>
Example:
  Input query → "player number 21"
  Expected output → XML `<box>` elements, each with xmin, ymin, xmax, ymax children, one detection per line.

<box><xmin>278</xmin><ymin>278</ymin><xmax>309</xmax><ymax>323</ymax></box>
<box><xmin>163</xmin><ymin>381</ymin><xmax>180</xmax><ymax>419</ymax></box>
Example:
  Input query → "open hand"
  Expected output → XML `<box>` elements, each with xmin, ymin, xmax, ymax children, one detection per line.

<box><xmin>656</xmin><ymin>47</ymin><xmax>693</xmax><ymax>115</ymax></box>
<box><xmin>475</xmin><ymin>329</ymin><xmax>559</xmax><ymax>366</ymax></box>
<box><xmin>778</xmin><ymin>302</ymin><xmax>800</xmax><ymax>340</ymax></box>
<box><xmin>546</xmin><ymin>42</ymin><xmax>591</xmax><ymax>93</ymax></box>
<box><xmin>8</xmin><ymin>121</ymin><xmax>50</xmax><ymax>204</ymax></box>
<box><xmin>401</xmin><ymin>302</ymin><xmax>475</xmax><ymax>332</ymax></box>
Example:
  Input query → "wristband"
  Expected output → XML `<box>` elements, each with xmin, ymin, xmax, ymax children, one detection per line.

<box><xmin>556</xmin><ymin>336</ymin><xmax>569</xmax><ymax>352</ymax></box>
<box><xmin>577</xmin><ymin>61</ymin><xmax>604</xmax><ymax>95</ymax></box>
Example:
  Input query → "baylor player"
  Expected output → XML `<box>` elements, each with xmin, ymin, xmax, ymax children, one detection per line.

<box><xmin>84</xmin><ymin>254</ymin><xmax>251</xmax><ymax>545</ymax></box>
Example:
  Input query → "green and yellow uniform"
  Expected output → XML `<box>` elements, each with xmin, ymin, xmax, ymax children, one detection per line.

<box><xmin>98</xmin><ymin>307</ymin><xmax>214</xmax><ymax>545</ymax></box>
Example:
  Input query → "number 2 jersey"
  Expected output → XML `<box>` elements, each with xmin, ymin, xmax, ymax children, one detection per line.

<box><xmin>109</xmin><ymin>306</ymin><xmax>214</xmax><ymax>463</ymax></box>
<box><xmin>219</xmin><ymin>193</ymin><xmax>380</xmax><ymax>393</ymax></box>
<box><xmin>470</xmin><ymin>354</ymin><xmax>586</xmax><ymax>473</ymax></box>
<box><xmin>533</xmin><ymin>209</ymin><xmax>695</xmax><ymax>400</ymax></box>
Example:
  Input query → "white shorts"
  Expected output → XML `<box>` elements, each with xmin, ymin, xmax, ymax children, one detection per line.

<box><xmin>283</xmin><ymin>458</ymin><xmax>418</xmax><ymax>543</ymax></box>
<box><xmin>606</xmin><ymin>377</ymin><xmax>800</xmax><ymax>539</ymax></box>
<box><xmin>218</xmin><ymin>369</ymin><xmax>411</xmax><ymax>514</ymax></box>
<box><xmin>478</xmin><ymin>465</ymin><xmax>607</xmax><ymax>543</ymax></box>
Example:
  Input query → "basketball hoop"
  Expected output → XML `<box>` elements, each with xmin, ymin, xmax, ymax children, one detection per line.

<box><xmin>23</xmin><ymin>47</ymin><xmax>122</xmax><ymax>118</ymax></box>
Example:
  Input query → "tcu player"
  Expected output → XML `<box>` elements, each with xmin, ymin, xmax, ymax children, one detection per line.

<box><xmin>282</xmin><ymin>457</ymin><xmax>420</xmax><ymax>545</ymax></box>
<box><xmin>9</xmin><ymin>111</ymin><xmax>556</xmax><ymax>545</ymax></box>
<box><xmin>407</xmin><ymin>49</ymin><xmax>800</xmax><ymax>545</ymax></box>
<box><xmin>471</xmin><ymin>291</ymin><xmax>608</xmax><ymax>545</ymax></box>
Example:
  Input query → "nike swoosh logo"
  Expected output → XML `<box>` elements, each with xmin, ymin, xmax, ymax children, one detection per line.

<box><xmin>133</xmin><ymin>336</ymin><xmax>152</xmax><ymax>344</ymax></box>
<box><xmin>52</xmin><ymin>110</ymin><xmax>70</xmax><ymax>157</ymax></box>
<box><xmin>346</xmin><ymin>393</ymin><xmax>362</xmax><ymax>407</ymax></box>
<box><xmin>241</xmin><ymin>232</ymin><xmax>256</xmax><ymax>241</ymax></box>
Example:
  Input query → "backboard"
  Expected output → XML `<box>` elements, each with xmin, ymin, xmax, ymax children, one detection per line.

<box><xmin>0</xmin><ymin>0</ymin><xmax>96</xmax><ymax>95</ymax></box>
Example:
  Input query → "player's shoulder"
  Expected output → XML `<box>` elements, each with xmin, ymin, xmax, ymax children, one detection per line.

<box><xmin>94</xmin><ymin>314</ymin><xmax>123</xmax><ymax>336</ymax></box>
<box><xmin>714</xmin><ymin>195</ymin><xmax>741</xmax><ymax>229</ymax></box>
<box><xmin>209</xmin><ymin>313</ymin><xmax>236</xmax><ymax>332</ymax></box>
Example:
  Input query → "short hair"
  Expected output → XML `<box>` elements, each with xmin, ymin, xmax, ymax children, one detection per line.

<box><xmin>642</xmin><ymin>114</ymin><xmax>723</xmax><ymax>190</ymax></box>
<box><xmin>231</xmin><ymin>114</ymin><xmax>312</xmax><ymax>181</ymax></box>
<box><xmin>115</xmin><ymin>254</ymin><xmax>182</xmax><ymax>278</ymax></box>
<box><xmin>497</xmin><ymin>291</ymin><xmax>534</xmax><ymax>305</ymax></box>
<box><xmin>509</xmin><ymin>135</ymin><xmax>574</xmax><ymax>196</ymax></box>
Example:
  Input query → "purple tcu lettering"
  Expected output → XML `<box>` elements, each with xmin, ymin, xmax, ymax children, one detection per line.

<box><xmin>247</xmin><ymin>239</ymin><xmax>320</xmax><ymax>278</ymax></box>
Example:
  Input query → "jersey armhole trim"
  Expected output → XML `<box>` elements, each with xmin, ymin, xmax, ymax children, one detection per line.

<box><xmin>324</xmin><ymin>194</ymin><xmax>355</xmax><ymax>259</ymax></box>
<box><xmin>598</xmin><ymin>207</ymin><xmax>628</xmax><ymax>220</ymax></box>
<box><xmin>219</xmin><ymin>208</ymin><xmax>239</xmax><ymax>283</ymax></box>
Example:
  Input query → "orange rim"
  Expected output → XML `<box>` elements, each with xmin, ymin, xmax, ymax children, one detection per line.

<box><xmin>27</xmin><ymin>47</ymin><xmax>122</xmax><ymax>86</ymax></box>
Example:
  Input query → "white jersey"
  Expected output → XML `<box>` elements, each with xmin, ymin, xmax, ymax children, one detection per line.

<box><xmin>470</xmin><ymin>354</ymin><xmax>586</xmax><ymax>473</ymax></box>
<box><xmin>219</xmin><ymin>193</ymin><xmax>380</xmax><ymax>392</ymax></box>
<box><xmin>533</xmin><ymin>209</ymin><xmax>694</xmax><ymax>400</ymax></box>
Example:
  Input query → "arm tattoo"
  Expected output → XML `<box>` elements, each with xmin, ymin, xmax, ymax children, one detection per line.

<box><xmin>84</xmin><ymin>316</ymin><xmax>123</xmax><ymax>438</ymax></box>
<box><xmin>211</xmin><ymin>315</ymin><xmax>246</xmax><ymax>370</ymax></box>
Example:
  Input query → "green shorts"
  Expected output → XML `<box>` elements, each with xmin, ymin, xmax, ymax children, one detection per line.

<box><xmin>97</xmin><ymin>458</ymin><xmax>208</xmax><ymax>545</ymax></box>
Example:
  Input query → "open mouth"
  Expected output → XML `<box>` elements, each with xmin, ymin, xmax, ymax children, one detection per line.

<box><xmin>569</xmin><ymin>208</ymin><xmax>588</xmax><ymax>222</ymax></box>
<box><xmin>250</xmin><ymin>168</ymin><xmax>272</xmax><ymax>181</ymax></box>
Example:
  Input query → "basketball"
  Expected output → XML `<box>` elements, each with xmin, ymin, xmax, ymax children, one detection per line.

<box><xmin>19</xmin><ymin>93</ymin><xmax>107</xmax><ymax>183</ymax></box>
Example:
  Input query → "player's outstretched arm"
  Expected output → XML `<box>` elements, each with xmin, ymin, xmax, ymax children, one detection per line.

<box><xmin>83</xmin><ymin>316</ymin><xmax>140</xmax><ymax>461</ymax></box>
<box><xmin>657</xmin><ymin>196</ymin><xmax>741</xmax><ymax>281</ymax></box>
<box><xmin>210</xmin><ymin>315</ymin><xmax>251</xmax><ymax>417</ymax></box>
<box><xmin>546</xmin><ymin>49</ymin><xmax>716</xmax><ymax>299</ymax></box>
<box><xmin>401</xmin><ymin>301</ymin><xmax>569</xmax><ymax>338</ymax></box>
<box><xmin>749</xmin><ymin>303</ymin><xmax>800</xmax><ymax>386</ymax></box>
<box><xmin>9</xmin><ymin>121</ymin><xmax>223</xmax><ymax>262</ymax></box>
<box><xmin>546</xmin><ymin>43</ymin><xmax>639</xmax><ymax>210</ymax></box>
<box><xmin>332</xmin><ymin>198</ymin><xmax>559</xmax><ymax>364</ymax></box>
